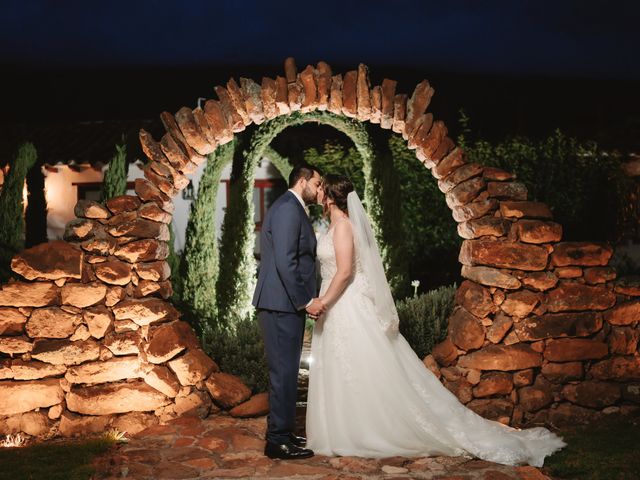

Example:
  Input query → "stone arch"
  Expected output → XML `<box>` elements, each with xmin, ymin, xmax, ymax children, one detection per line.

<box><xmin>1</xmin><ymin>59</ymin><xmax>638</xmax><ymax>438</ymax></box>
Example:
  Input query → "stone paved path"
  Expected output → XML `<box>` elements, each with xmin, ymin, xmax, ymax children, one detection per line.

<box><xmin>91</xmin><ymin>415</ymin><xmax>556</xmax><ymax>479</ymax></box>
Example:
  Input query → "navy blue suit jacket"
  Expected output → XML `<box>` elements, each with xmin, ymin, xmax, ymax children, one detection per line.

<box><xmin>252</xmin><ymin>191</ymin><xmax>318</xmax><ymax>313</ymax></box>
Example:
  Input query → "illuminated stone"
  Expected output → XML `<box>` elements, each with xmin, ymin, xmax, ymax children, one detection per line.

<box><xmin>66</xmin><ymin>380</ymin><xmax>170</xmax><ymax>415</ymax></box>
<box><xmin>74</xmin><ymin>199</ymin><xmax>110</xmax><ymax>219</ymax></box>
<box><xmin>112</xmin><ymin>298</ymin><xmax>179</xmax><ymax>326</ymax></box>
<box><xmin>26</xmin><ymin>307</ymin><xmax>81</xmax><ymax>339</ymax></box>
<box><xmin>0</xmin><ymin>307</ymin><xmax>27</xmax><ymax>335</ymax></box>
<box><xmin>144</xmin><ymin>365</ymin><xmax>180</xmax><ymax>397</ymax></box>
<box><xmin>61</xmin><ymin>282</ymin><xmax>107</xmax><ymax>308</ymax></box>
<box><xmin>205</xmin><ymin>372</ymin><xmax>251</xmax><ymax>408</ymax></box>
<box><xmin>31</xmin><ymin>338</ymin><xmax>100</xmax><ymax>365</ymax></box>
<box><xmin>229</xmin><ymin>392</ymin><xmax>269</xmax><ymax>418</ymax></box>
<box><xmin>0</xmin><ymin>281</ymin><xmax>58</xmax><ymax>307</ymax></box>
<box><xmin>169</xmin><ymin>349</ymin><xmax>218</xmax><ymax>386</ymax></box>
<box><xmin>65</xmin><ymin>356</ymin><xmax>143</xmax><ymax>384</ymax></box>
<box><xmin>0</xmin><ymin>379</ymin><xmax>64</xmax><ymax>416</ymax></box>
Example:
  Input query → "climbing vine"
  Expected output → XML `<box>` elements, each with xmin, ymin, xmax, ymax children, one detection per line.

<box><xmin>264</xmin><ymin>145</ymin><xmax>293</xmax><ymax>180</ymax></box>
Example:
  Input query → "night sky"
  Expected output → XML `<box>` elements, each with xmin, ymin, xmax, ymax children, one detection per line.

<box><xmin>1</xmin><ymin>0</ymin><xmax>638</xmax><ymax>78</ymax></box>
<box><xmin>1</xmin><ymin>0</ymin><xmax>639</xmax><ymax>155</ymax></box>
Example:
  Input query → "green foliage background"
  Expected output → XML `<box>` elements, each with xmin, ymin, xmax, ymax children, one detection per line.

<box><xmin>0</xmin><ymin>143</ymin><xmax>37</xmax><ymax>282</ymax></box>
<box><xmin>303</xmin><ymin>131</ymin><xmax>462</xmax><ymax>293</ymax></box>
<box><xmin>302</xmin><ymin>113</ymin><xmax>636</xmax><ymax>292</ymax></box>
<box><xmin>457</xmin><ymin>110</ymin><xmax>633</xmax><ymax>243</ymax></box>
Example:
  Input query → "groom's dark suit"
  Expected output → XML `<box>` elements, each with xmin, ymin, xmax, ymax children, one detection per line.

<box><xmin>252</xmin><ymin>190</ymin><xmax>317</xmax><ymax>445</ymax></box>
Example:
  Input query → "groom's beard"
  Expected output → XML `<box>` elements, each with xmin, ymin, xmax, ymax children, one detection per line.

<box><xmin>301</xmin><ymin>186</ymin><xmax>317</xmax><ymax>205</ymax></box>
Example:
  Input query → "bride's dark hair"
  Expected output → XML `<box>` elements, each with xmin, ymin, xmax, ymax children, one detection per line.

<box><xmin>322</xmin><ymin>174</ymin><xmax>354</xmax><ymax>215</ymax></box>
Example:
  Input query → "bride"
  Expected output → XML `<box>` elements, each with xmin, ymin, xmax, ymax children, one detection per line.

<box><xmin>305</xmin><ymin>174</ymin><xmax>566</xmax><ymax>467</ymax></box>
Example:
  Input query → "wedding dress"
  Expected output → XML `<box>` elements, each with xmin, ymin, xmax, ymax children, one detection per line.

<box><xmin>306</xmin><ymin>193</ymin><xmax>566</xmax><ymax>467</ymax></box>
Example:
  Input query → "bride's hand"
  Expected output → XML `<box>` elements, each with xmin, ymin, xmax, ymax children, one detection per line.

<box><xmin>317</xmin><ymin>297</ymin><xmax>328</xmax><ymax>318</ymax></box>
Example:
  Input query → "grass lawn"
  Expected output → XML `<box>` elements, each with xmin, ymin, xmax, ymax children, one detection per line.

<box><xmin>543</xmin><ymin>411</ymin><xmax>640</xmax><ymax>480</ymax></box>
<box><xmin>0</xmin><ymin>437</ymin><xmax>116</xmax><ymax>480</ymax></box>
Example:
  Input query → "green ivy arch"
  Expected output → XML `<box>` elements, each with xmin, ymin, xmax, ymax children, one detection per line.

<box><xmin>214</xmin><ymin>110</ymin><xmax>397</xmax><ymax>324</ymax></box>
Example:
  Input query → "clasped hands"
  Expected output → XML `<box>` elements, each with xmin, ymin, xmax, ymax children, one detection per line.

<box><xmin>306</xmin><ymin>297</ymin><xmax>326</xmax><ymax>320</ymax></box>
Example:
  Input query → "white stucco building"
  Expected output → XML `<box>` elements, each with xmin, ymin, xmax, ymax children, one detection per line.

<box><xmin>42</xmin><ymin>157</ymin><xmax>287</xmax><ymax>256</ymax></box>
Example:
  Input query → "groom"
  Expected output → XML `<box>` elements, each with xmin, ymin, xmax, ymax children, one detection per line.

<box><xmin>252</xmin><ymin>163</ymin><xmax>325</xmax><ymax>460</ymax></box>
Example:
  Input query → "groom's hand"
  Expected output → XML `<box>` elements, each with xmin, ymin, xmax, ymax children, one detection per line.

<box><xmin>306</xmin><ymin>298</ymin><xmax>326</xmax><ymax>318</ymax></box>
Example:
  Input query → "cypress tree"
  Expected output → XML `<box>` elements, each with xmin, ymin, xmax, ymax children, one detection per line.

<box><xmin>181</xmin><ymin>141</ymin><xmax>235</xmax><ymax>331</ymax></box>
<box><xmin>216</xmin><ymin>135</ymin><xmax>258</xmax><ymax>327</ymax></box>
<box><xmin>101</xmin><ymin>138</ymin><xmax>128</xmax><ymax>202</ymax></box>
<box><xmin>24</xmin><ymin>158</ymin><xmax>47</xmax><ymax>248</ymax></box>
<box><xmin>0</xmin><ymin>143</ymin><xmax>37</xmax><ymax>281</ymax></box>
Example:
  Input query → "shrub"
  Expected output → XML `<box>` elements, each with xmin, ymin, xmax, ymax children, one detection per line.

<box><xmin>202</xmin><ymin>312</ymin><xmax>269</xmax><ymax>394</ymax></box>
<box><xmin>397</xmin><ymin>283</ymin><xmax>457</xmax><ymax>359</ymax></box>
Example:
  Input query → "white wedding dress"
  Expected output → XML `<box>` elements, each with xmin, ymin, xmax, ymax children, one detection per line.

<box><xmin>306</xmin><ymin>224</ymin><xmax>566</xmax><ymax>467</ymax></box>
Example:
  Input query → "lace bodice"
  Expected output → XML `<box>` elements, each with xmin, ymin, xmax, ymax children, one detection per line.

<box><xmin>317</xmin><ymin>225</ymin><xmax>368</xmax><ymax>296</ymax></box>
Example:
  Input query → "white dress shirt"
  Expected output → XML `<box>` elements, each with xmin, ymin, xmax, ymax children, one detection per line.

<box><xmin>288</xmin><ymin>189</ymin><xmax>309</xmax><ymax>216</ymax></box>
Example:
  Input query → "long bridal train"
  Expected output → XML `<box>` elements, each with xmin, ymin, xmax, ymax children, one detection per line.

<box><xmin>306</xmin><ymin>192</ymin><xmax>566</xmax><ymax>467</ymax></box>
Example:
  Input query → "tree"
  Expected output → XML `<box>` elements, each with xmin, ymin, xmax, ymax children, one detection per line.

<box><xmin>216</xmin><ymin>134</ymin><xmax>258</xmax><ymax>327</ymax></box>
<box><xmin>180</xmin><ymin>141</ymin><xmax>235</xmax><ymax>332</ymax></box>
<box><xmin>0</xmin><ymin>143</ymin><xmax>37</xmax><ymax>282</ymax></box>
<box><xmin>24</xmin><ymin>155</ymin><xmax>47</xmax><ymax>248</ymax></box>
<box><xmin>101</xmin><ymin>138</ymin><xmax>128</xmax><ymax>202</ymax></box>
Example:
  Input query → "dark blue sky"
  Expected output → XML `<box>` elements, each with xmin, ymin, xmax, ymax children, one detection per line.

<box><xmin>1</xmin><ymin>0</ymin><xmax>638</xmax><ymax>79</ymax></box>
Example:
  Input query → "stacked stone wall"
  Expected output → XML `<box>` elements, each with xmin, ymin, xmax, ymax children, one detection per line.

<box><xmin>0</xmin><ymin>58</ymin><xmax>637</xmax><ymax>438</ymax></box>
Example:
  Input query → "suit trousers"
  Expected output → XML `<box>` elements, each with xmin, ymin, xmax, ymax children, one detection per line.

<box><xmin>258</xmin><ymin>308</ymin><xmax>305</xmax><ymax>445</ymax></box>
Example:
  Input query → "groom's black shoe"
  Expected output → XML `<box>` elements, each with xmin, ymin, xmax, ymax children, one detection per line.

<box><xmin>289</xmin><ymin>433</ymin><xmax>307</xmax><ymax>447</ymax></box>
<box><xmin>264</xmin><ymin>441</ymin><xmax>314</xmax><ymax>460</ymax></box>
